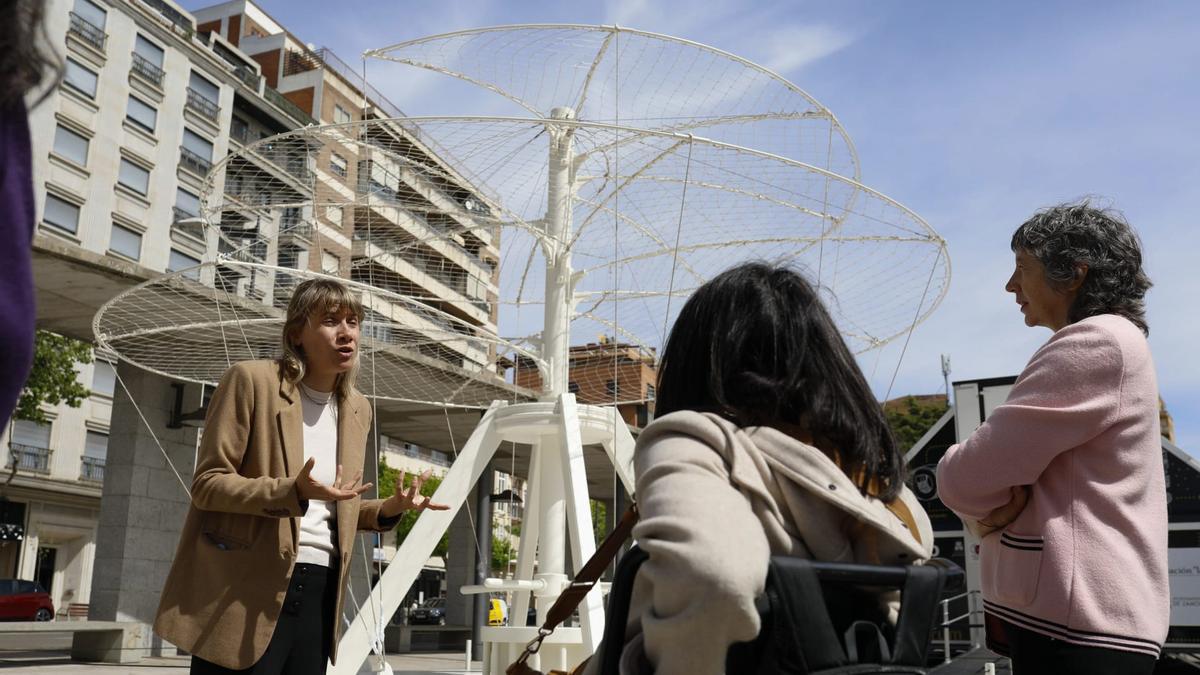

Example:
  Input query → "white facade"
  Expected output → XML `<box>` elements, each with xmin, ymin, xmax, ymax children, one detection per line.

<box><xmin>11</xmin><ymin>0</ymin><xmax>311</xmax><ymax>619</ymax></box>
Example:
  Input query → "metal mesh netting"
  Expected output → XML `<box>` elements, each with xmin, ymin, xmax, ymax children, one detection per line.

<box><xmin>95</xmin><ymin>116</ymin><xmax>946</xmax><ymax>406</ymax></box>
<box><xmin>93</xmin><ymin>261</ymin><xmax>541</xmax><ymax>406</ymax></box>
<box><xmin>365</xmin><ymin>25</ymin><xmax>861</xmax><ymax>180</ymax></box>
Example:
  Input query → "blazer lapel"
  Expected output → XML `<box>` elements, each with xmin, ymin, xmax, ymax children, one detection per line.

<box><xmin>277</xmin><ymin>376</ymin><xmax>304</xmax><ymax>477</ymax></box>
<box><xmin>336</xmin><ymin>392</ymin><xmax>368</xmax><ymax>556</ymax></box>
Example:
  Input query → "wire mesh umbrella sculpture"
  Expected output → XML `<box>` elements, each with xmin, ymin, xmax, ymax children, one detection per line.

<box><xmin>93</xmin><ymin>23</ymin><xmax>949</xmax><ymax>675</ymax></box>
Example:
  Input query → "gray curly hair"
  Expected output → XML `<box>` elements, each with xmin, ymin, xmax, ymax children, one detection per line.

<box><xmin>1011</xmin><ymin>200</ymin><xmax>1152</xmax><ymax>335</ymax></box>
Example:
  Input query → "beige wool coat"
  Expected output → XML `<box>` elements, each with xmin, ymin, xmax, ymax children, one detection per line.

<box><xmin>154</xmin><ymin>359</ymin><xmax>397</xmax><ymax>670</ymax></box>
<box><xmin>588</xmin><ymin>411</ymin><xmax>934</xmax><ymax>675</ymax></box>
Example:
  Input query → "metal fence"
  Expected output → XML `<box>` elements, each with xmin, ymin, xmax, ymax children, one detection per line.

<box><xmin>179</xmin><ymin>146</ymin><xmax>213</xmax><ymax>176</ymax></box>
<box><xmin>130</xmin><ymin>52</ymin><xmax>165</xmax><ymax>87</ymax></box>
<box><xmin>80</xmin><ymin>456</ymin><xmax>105</xmax><ymax>483</ymax></box>
<box><xmin>68</xmin><ymin>13</ymin><xmax>106</xmax><ymax>51</ymax></box>
<box><xmin>185</xmin><ymin>88</ymin><xmax>221</xmax><ymax>121</ymax></box>
<box><xmin>10</xmin><ymin>444</ymin><xmax>52</xmax><ymax>474</ymax></box>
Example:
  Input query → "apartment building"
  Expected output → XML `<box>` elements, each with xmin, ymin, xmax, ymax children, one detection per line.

<box><xmin>193</xmin><ymin>0</ymin><xmax>502</xmax><ymax>371</ymax></box>
<box><xmin>515</xmin><ymin>338</ymin><xmax>658</xmax><ymax>428</ymax></box>
<box><xmin>5</xmin><ymin>0</ymin><xmax>314</xmax><ymax>617</ymax></box>
<box><xmin>10</xmin><ymin>0</ymin><xmax>510</xmax><ymax>621</ymax></box>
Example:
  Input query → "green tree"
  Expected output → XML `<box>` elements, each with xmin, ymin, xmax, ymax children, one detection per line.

<box><xmin>14</xmin><ymin>331</ymin><xmax>94</xmax><ymax>424</ymax></box>
<box><xmin>378</xmin><ymin>459</ymin><xmax>449</xmax><ymax>558</ymax></box>
<box><xmin>885</xmin><ymin>396</ymin><xmax>949</xmax><ymax>453</ymax></box>
<box><xmin>590</xmin><ymin>499</ymin><xmax>607</xmax><ymax>546</ymax></box>
<box><xmin>491</xmin><ymin>533</ymin><xmax>516</xmax><ymax>574</ymax></box>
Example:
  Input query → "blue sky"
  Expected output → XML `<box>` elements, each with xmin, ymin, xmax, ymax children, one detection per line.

<box><xmin>189</xmin><ymin>0</ymin><xmax>1200</xmax><ymax>450</ymax></box>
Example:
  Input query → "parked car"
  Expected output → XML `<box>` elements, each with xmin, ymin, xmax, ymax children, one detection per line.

<box><xmin>0</xmin><ymin>580</ymin><xmax>53</xmax><ymax>621</ymax></box>
<box><xmin>409</xmin><ymin>597</ymin><xmax>446</xmax><ymax>625</ymax></box>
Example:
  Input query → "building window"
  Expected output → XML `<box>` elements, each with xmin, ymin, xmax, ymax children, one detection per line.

<box><xmin>43</xmin><ymin>194</ymin><xmax>81</xmax><ymax>234</ymax></box>
<box><xmin>92</xmin><ymin>360</ymin><xmax>116</xmax><ymax>396</ymax></box>
<box><xmin>333</xmin><ymin>104</ymin><xmax>352</xmax><ymax>125</ymax></box>
<box><xmin>175</xmin><ymin>187</ymin><xmax>200</xmax><ymax>220</ymax></box>
<box><xmin>645</xmin><ymin>384</ymin><xmax>655</xmax><ymax>401</ymax></box>
<box><xmin>168</xmin><ymin>249</ymin><xmax>201</xmax><ymax>279</ymax></box>
<box><xmin>52</xmin><ymin>125</ymin><xmax>89</xmax><ymax>166</ymax></box>
<box><xmin>69</xmin><ymin>0</ymin><xmax>107</xmax><ymax>51</ymax></box>
<box><xmin>109</xmin><ymin>223</ymin><xmax>142</xmax><ymax>260</ymax></box>
<box><xmin>230</xmin><ymin>116</ymin><xmax>250</xmax><ymax>143</ymax></box>
<box><xmin>326</xmin><ymin>205</ymin><xmax>343</xmax><ymax>227</ymax></box>
<box><xmin>277</xmin><ymin>243</ymin><xmax>303</xmax><ymax>269</ymax></box>
<box><xmin>125</xmin><ymin>95</ymin><xmax>157</xmax><ymax>132</ymax></box>
<box><xmin>322</xmin><ymin>251</ymin><xmax>340</xmax><ymax>275</ymax></box>
<box><xmin>186</xmin><ymin>71</ymin><xmax>221</xmax><ymax>121</ymax></box>
<box><xmin>605</xmin><ymin>379</ymin><xmax>618</xmax><ymax>396</ymax></box>
<box><xmin>568</xmin><ymin>381</ymin><xmax>580</xmax><ymax>394</ymax></box>
<box><xmin>10</xmin><ymin>420</ymin><xmax>52</xmax><ymax>474</ymax></box>
<box><xmin>131</xmin><ymin>35</ymin><xmax>166</xmax><ymax>86</ymax></box>
<box><xmin>63</xmin><ymin>58</ymin><xmax>98</xmax><ymax>99</ymax></box>
<box><xmin>330</xmin><ymin>153</ymin><xmax>347</xmax><ymax>178</ymax></box>
<box><xmin>82</xmin><ymin>431</ymin><xmax>107</xmax><ymax>482</ymax></box>
<box><xmin>73</xmin><ymin>0</ymin><xmax>107</xmax><ymax>29</ymax></box>
<box><xmin>181</xmin><ymin>128</ymin><xmax>214</xmax><ymax>175</ymax></box>
<box><xmin>118</xmin><ymin>158</ymin><xmax>150</xmax><ymax>195</ymax></box>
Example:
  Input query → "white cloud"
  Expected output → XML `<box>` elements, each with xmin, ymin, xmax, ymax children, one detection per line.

<box><xmin>755</xmin><ymin>24</ymin><xmax>856</xmax><ymax>75</ymax></box>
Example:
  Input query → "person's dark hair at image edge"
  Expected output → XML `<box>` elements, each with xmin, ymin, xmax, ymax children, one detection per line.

<box><xmin>654</xmin><ymin>262</ymin><xmax>906</xmax><ymax>501</ymax></box>
<box><xmin>0</xmin><ymin>0</ymin><xmax>61</xmax><ymax>108</ymax></box>
<box><xmin>1010</xmin><ymin>199</ymin><xmax>1152</xmax><ymax>335</ymax></box>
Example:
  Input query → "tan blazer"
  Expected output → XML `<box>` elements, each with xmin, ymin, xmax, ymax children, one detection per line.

<box><xmin>154</xmin><ymin>359</ymin><xmax>395</xmax><ymax>670</ymax></box>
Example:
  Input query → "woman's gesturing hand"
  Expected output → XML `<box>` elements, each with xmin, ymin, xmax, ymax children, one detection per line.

<box><xmin>380</xmin><ymin>469</ymin><xmax>451</xmax><ymax>519</ymax></box>
<box><xmin>295</xmin><ymin>457</ymin><xmax>374</xmax><ymax>502</ymax></box>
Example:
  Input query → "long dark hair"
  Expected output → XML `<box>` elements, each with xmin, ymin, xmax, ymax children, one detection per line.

<box><xmin>1011</xmin><ymin>200</ymin><xmax>1152</xmax><ymax>335</ymax></box>
<box><xmin>0</xmin><ymin>0</ymin><xmax>60</xmax><ymax>109</ymax></box>
<box><xmin>655</xmin><ymin>262</ymin><xmax>905</xmax><ymax>500</ymax></box>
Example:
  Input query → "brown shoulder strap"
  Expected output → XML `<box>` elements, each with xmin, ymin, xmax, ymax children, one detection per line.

<box><xmin>884</xmin><ymin>497</ymin><xmax>923</xmax><ymax>547</ymax></box>
<box><xmin>509</xmin><ymin>504</ymin><xmax>639</xmax><ymax>673</ymax></box>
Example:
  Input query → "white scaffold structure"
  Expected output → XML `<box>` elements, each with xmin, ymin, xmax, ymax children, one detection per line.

<box><xmin>93</xmin><ymin>24</ymin><xmax>950</xmax><ymax>675</ymax></box>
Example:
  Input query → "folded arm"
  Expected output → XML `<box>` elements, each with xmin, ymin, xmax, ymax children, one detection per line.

<box><xmin>937</xmin><ymin>322</ymin><xmax>1123</xmax><ymax>520</ymax></box>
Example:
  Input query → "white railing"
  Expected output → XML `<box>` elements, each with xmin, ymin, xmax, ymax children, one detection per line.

<box><xmin>936</xmin><ymin>589</ymin><xmax>983</xmax><ymax>664</ymax></box>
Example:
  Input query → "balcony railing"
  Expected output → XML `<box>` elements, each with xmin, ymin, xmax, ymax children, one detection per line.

<box><xmin>232</xmin><ymin>65</ymin><xmax>262</xmax><ymax>91</ymax></box>
<box><xmin>68</xmin><ymin>13</ymin><xmax>106</xmax><ymax>52</ymax></box>
<box><xmin>10</xmin><ymin>444</ymin><xmax>51</xmax><ymax>474</ymax></box>
<box><xmin>185</xmin><ymin>88</ymin><xmax>220</xmax><ymax>122</ymax></box>
<box><xmin>180</xmin><ymin>146</ymin><xmax>213</xmax><ymax>176</ymax></box>
<box><xmin>264</xmin><ymin>86</ymin><xmax>315</xmax><ymax>126</ymax></box>
<box><xmin>172</xmin><ymin>208</ymin><xmax>206</xmax><ymax>240</ymax></box>
<box><xmin>138</xmin><ymin>0</ymin><xmax>194</xmax><ymax>37</ymax></box>
<box><xmin>80</xmin><ymin>456</ymin><xmax>105</xmax><ymax>483</ymax></box>
<box><xmin>130</xmin><ymin>52</ymin><xmax>165</xmax><ymax>87</ymax></box>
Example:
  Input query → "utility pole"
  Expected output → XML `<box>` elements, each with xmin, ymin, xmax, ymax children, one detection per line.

<box><xmin>941</xmin><ymin>354</ymin><xmax>952</xmax><ymax>406</ymax></box>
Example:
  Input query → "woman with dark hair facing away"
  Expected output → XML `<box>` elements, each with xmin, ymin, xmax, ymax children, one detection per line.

<box><xmin>155</xmin><ymin>279</ymin><xmax>448</xmax><ymax>675</ymax></box>
<box><xmin>937</xmin><ymin>201</ymin><xmax>1166</xmax><ymax>674</ymax></box>
<box><xmin>0</xmin><ymin>0</ymin><xmax>59</xmax><ymax>426</ymax></box>
<box><xmin>588</xmin><ymin>262</ymin><xmax>932</xmax><ymax>675</ymax></box>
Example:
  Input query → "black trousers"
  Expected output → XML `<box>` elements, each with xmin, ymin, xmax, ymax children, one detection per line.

<box><xmin>192</xmin><ymin>563</ymin><xmax>336</xmax><ymax>675</ymax></box>
<box><xmin>1000</xmin><ymin>617</ymin><xmax>1157</xmax><ymax>675</ymax></box>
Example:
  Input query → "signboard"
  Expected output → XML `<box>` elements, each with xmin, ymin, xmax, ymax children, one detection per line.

<box><xmin>1169</xmin><ymin>547</ymin><xmax>1200</xmax><ymax>626</ymax></box>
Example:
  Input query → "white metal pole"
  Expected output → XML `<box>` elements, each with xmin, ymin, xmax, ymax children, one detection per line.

<box><xmin>541</xmin><ymin>107</ymin><xmax>577</xmax><ymax>400</ymax></box>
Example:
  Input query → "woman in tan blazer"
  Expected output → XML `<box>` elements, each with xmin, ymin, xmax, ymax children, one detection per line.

<box><xmin>154</xmin><ymin>279</ymin><xmax>447</xmax><ymax>674</ymax></box>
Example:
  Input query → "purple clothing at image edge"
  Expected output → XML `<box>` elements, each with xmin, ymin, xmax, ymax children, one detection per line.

<box><xmin>0</xmin><ymin>99</ymin><xmax>37</xmax><ymax>426</ymax></box>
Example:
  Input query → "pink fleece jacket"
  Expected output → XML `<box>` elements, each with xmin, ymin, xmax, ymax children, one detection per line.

<box><xmin>937</xmin><ymin>314</ymin><xmax>1168</xmax><ymax>657</ymax></box>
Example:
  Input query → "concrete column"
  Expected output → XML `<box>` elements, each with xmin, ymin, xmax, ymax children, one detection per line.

<box><xmin>446</xmin><ymin>498</ymin><xmax>477</xmax><ymax>627</ymax></box>
<box><xmin>90</xmin><ymin>362</ymin><xmax>200</xmax><ymax>656</ymax></box>
<box><xmin>472</xmin><ymin>468</ymin><xmax>493</xmax><ymax>659</ymax></box>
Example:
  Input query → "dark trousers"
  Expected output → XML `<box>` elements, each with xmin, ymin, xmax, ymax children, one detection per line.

<box><xmin>192</xmin><ymin>563</ymin><xmax>336</xmax><ymax>675</ymax></box>
<box><xmin>998</xmin><ymin>617</ymin><xmax>1157</xmax><ymax>675</ymax></box>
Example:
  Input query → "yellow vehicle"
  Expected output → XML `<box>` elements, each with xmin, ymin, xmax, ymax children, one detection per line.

<box><xmin>487</xmin><ymin>598</ymin><xmax>509</xmax><ymax>626</ymax></box>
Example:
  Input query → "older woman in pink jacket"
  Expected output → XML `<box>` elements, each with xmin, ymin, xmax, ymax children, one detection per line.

<box><xmin>937</xmin><ymin>202</ymin><xmax>1167</xmax><ymax>674</ymax></box>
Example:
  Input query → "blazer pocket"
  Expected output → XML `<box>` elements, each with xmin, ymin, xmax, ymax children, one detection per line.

<box><xmin>984</xmin><ymin>531</ymin><xmax>1044</xmax><ymax>606</ymax></box>
<box><xmin>201</xmin><ymin>512</ymin><xmax>265</xmax><ymax>551</ymax></box>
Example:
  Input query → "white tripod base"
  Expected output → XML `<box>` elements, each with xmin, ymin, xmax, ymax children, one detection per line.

<box><xmin>333</xmin><ymin>394</ymin><xmax>636</xmax><ymax>675</ymax></box>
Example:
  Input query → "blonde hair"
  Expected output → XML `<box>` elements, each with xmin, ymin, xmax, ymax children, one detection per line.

<box><xmin>281</xmin><ymin>278</ymin><xmax>364</xmax><ymax>401</ymax></box>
